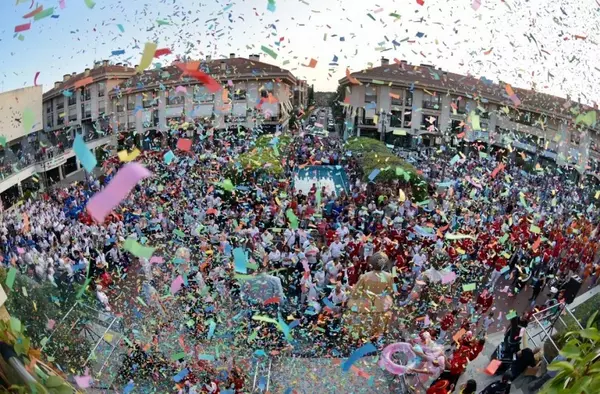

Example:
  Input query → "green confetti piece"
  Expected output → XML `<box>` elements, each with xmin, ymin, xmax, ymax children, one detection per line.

<box><xmin>506</xmin><ymin>310</ymin><xmax>517</xmax><ymax>320</ymax></box>
<box><xmin>530</xmin><ymin>224</ymin><xmax>541</xmax><ymax>234</ymax></box>
<box><xmin>156</xmin><ymin>19</ymin><xmax>170</xmax><ymax>26</ymax></box>
<box><xmin>22</xmin><ymin>108</ymin><xmax>35</xmax><ymax>133</ymax></box>
<box><xmin>462</xmin><ymin>283</ymin><xmax>476</xmax><ymax>292</ymax></box>
<box><xmin>367</xmin><ymin>13</ymin><xmax>376</xmax><ymax>21</ymax></box>
<box><xmin>499</xmin><ymin>234</ymin><xmax>509</xmax><ymax>244</ymax></box>
<box><xmin>0</xmin><ymin>136</ymin><xmax>6</xmax><ymax>147</ymax></box>
<box><xmin>117</xmin><ymin>24</ymin><xmax>124</xmax><ymax>32</ymax></box>
<box><xmin>84</xmin><ymin>0</ymin><xmax>96</xmax><ymax>9</ymax></box>
<box><xmin>173</xmin><ymin>228</ymin><xmax>186</xmax><ymax>238</ymax></box>
<box><xmin>136</xmin><ymin>297</ymin><xmax>148</xmax><ymax>307</ymax></box>
<box><xmin>171</xmin><ymin>352</ymin><xmax>186</xmax><ymax>361</ymax></box>
<box><xmin>123</xmin><ymin>238</ymin><xmax>156</xmax><ymax>258</ymax></box>
<box><xmin>5</xmin><ymin>267</ymin><xmax>17</xmax><ymax>290</ymax></box>
<box><xmin>389</xmin><ymin>13</ymin><xmax>400</xmax><ymax>18</ymax></box>
<box><xmin>198</xmin><ymin>354</ymin><xmax>215</xmax><ymax>361</ymax></box>
<box><xmin>33</xmin><ymin>7</ymin><xmax>54</xmax><ymax>21</ymax></box>
<box><xmin>10</xmin><ymin>317</ymin><xmax>21</xmax><ymax>333</ymax></box>
<box><xmin>261</xmin><ymin>45</ymin><xmax>278</xmax><ymax>59</ymax></box>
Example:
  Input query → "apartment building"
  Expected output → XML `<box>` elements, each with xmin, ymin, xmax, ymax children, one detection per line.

<box><xmin>339</xmin><ymin>58</ymin><xmax>600</xmax><ymax>176</ymax></box>
<box><xmin>40</xmin><ymin>61</ymin><xmax>136</xmax><ymax>183</ymax></box>
<box><xmin>293</xmin><ymin>79</ymin><xmax>309</xmax><ymax>111</ymax></box>
<box><xmin>109</xmin><ymin>54</ymin><xmax>297</xmax><ymax>147</ymax></box>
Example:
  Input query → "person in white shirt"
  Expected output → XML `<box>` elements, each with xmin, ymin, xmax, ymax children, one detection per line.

<box><xmin>330</xmin><ymin>238</ymin><xmax>344</xmax><ymax>259</ymax></box>
<box><xmin>283</xmin><ymin>228</ymin><xmax>296</xmax><ymax>248</ymax></box>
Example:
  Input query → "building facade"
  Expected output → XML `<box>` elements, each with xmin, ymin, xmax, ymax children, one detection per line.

<box><xmin>339</xmin><ymin>58</ymin><xmax>600</xmax><ymax>176</ymax></box>
<box><xmin>293</xmin><ymin>79</ymin><xmax>308</xmax><ymax>111</ymax></box>
<box><xmin>109</xmin><ymin>54</ymin><xmax>297</xmax><ymax>148</ymax></box>
<box><xmin>0</xmin><ymin>63</ymin><xmax>135</xmax><ymax>208</ymax></box>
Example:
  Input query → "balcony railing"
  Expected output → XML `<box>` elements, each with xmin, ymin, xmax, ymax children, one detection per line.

<box><xmin>0</xmin><ymin>130</ymin><xmax>115</xmax><ymax>183</ymax></box>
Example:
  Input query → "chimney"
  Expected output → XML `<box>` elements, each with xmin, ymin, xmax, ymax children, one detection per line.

<box><xmin>229</xmin><ymin>53</ymin><xmax>235</xmax><ymax>58</ymax></box>
<box><xmin>72</xmin><ymin>72</ymin><xmax>77</xmax><ymax>76</ymax></box>
<box><xmin>400</xmin><ymin>60</ymin><xmax>407</xmax><ymax>64</ymax></box>
<box><xmin>84</xmin><ymin>68</ymin><xmax>90</xmax><ymax>76</ymax></box>
<box><xmin>220</xmin><ymin>60</ymin><xmax>226</xmax><ymax>68</ymax></box>
<box><xmin>249</xmin><ymin>54</ymin><xmax>260</xmax><ymax>61</ymax></box>
<box><xmin>115</xmin><ymin>62</ymin><xmax>122</xmax><ymax>66</ymax></box>
<box><xmin>206</xmin><ymin>55</ymin><xmax>212</xmax><ymax>61</ymax></box>
<box><xmin>63</xmin><ymin>74</ymin><xmax>71</xmax><ymax>82</ymax></box>
<box><xmin>381</xmin><ymin>57</ymin><xmax>389</xmax><ymax>66</ymax></box>
<box><xmin>94</xmin><ymin>61</ymin><xmax>101</xmax><ymax>69</ymax></box>
<box><xmin>54</xmin><ymin>82</ymin><xmax>61</xmax><ymax>88</ymax></box>
<box><xmin>102</xmin><ymin>59</ymin><xmax>109</xmax><ymax>67</ymax></box>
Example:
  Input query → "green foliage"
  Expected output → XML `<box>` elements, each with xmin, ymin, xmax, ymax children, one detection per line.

<box><xmin>0</xmin><ymin>268</ymin><xmax>93</xmax><ymax>376</ymax></box>
<box><xmin>345</xmin><ymin>137</ymin><xmax>429</xmax><ymax>201</ymax></box>
<box><xmin>308</xmin><ymin>84</ymin><xmax>315</xmax><ymax>105</ymax></box>
<box><xmin>233</xmin><ymin>134</ymin><xmax>292</xmax><ymax>176</ymax></box>
<box><xmin>541</xmin><ymin>312</ymin><xmax>600</xmax><ymax>394</ymax></box>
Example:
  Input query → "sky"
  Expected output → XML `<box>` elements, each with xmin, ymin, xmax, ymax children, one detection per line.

<box><xmin>0</xmin><ymin>0</ymin><xmax>599</xmax><ymax>105</ymax></box>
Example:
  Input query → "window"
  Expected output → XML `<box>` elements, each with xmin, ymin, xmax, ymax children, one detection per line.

<box><xmin>451</xmin><ymin>119</ymin><xmax>464</xmax><ymax>133</ymax></box>
<box><xmin>451</xmin><ymin>97</ymin><xmax>466</xmax><ymax>114</ymax></box>
<box><xmin>421</xmin><ymin>115</ymin><xmax>438</xmax><ymax>131</ymax></box>
<box><xmin>167</xmin><ymin>90</ymin><xmax>185</xmax><ymax>106</ymax></box>
<box><xmin>83</xmin><ymin>103</ymin><xmax>91</xmax><ymax>119</ymax></box>
<box><xmin>69</xmin><ymin>106</ymin><xmax>77</xmax><ymax>121</ymax></box>
<box><xmin>390</xmin><ymin>91</ymin><xmax>403</xmax><ymax>107</ymax></box>
<box><xmin>405</xmin><ymin>90</ymin><xmax>413</xmax><ymax>107</ymax></box>
<box><xmin>234</xmin><ymin>89</ymin><xmax>247</xmax><ymax>101</ymax></box>
<box><xmin>98</xmin><ymin>100</ymin><xmax>105</xmax><ymax>115</ymax></box>
<box><xmin>193</xmin><ymin>86</ymin><xmax>214</xmax><ymax>104</ymax></box>
<box><xmin>127</xmin><ymin>95</ymin><xmax>136</xmax><ymax>110</ymax></box>
<box><xmin>118</xmin><ymin>115</ymin><xmax>126</xmax><ymax>131</ymax></box>
<box><xmin>46</xmin><ymin>102</ymin><xmax>52</xmax><ymax>113</ymax></box>
<box><xmin>142</xmin><ymin>93</ymin><xmax>156</xmax><ymax>108</ymax></box>
<box><xmin>46</xmin><ymin>114</ymin><xmax>53</xmax><ymax>128</ymax></box>
<box><xmin>97</xmin><ymin>82</ymin><xmax>105</xmax><ymax>98</ymax></box>
<box><xmin>128</xmin><ymin>115</ymin><xmax>136</xmax><ymax>130</ymax></box>
<box><xmin>82</xmin><ymin>87</ymin><xmax>91</xmax><ymax>101</ymax></box>
<box><xmin>422</xmin><ymin>93</ymin><xmax>441</xmax><ymax>110</ymax></box>
<box><xmin>404</xmin><ymin>110</ymin><xmax>412</xmax><ymax>128</ymax></box>
<box><xmin>116</xmin><ymin>99</ymin><xmax>125</xmax><ymax>113</ymax></box>
<box><xmin>514</xmin><ymin>110</ymin><xmax>534</xmax><ymax>126</ymax></box>
<box><xmin>364</xmin><ymin>87</ymin><xmax>377</xmax><ymax>104</ymax></box>
<box><xmin>152</xmin><ymin>109</ymin><xmax>159</xmax><ymax>126</ymax></box>
<box><xmin>56</xmin><ymin>100</ymin><xmax>64</xmax><ymax>111</ymax></box>
<box><xmin>571</xmin><ymin>130</ymin><xmax>582</xmax><ymax>146</ymax></box>
<box><xmin>57</xmin><ymin>113</ymin><xmax>65</xmax><ymax>126</ymax></box>
<box><xmin>390</xmin><ymin>110</ymin><xmax>403</xmax><ymax>127</ymax></box>
<box><xmin>67</xmin><ymin>92</ymin><xmax>77</xmax><ymax>106</ymax></box>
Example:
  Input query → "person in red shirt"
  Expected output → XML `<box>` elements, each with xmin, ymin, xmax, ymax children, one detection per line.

<box><xmin>476</xmin><ymin>290</ymin><xmax>494</xmax><ymax>313</ymax></box>
<box><xmin>439</xmin><ymin>310</ymin><xmax>459</xmax><ymax>342</ymax></box>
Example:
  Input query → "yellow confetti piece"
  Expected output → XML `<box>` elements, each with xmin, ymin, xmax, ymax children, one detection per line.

<box><xmin>136</xmin><ymin>42</ymin><xmax>158</xmax><ymax>73</ymax></box>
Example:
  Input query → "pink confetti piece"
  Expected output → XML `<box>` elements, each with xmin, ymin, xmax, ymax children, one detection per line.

<box><xmin>170</xmin><ymin>275</ymin><xmax>184</xmax><ymax>295</ymax></box>
<box><xmin>46</xmin><ymin>319</ymin><xmax>56</xmax><ymax>330</ymax></box>
<box><xmin>86</xmin><ymin>163</ymin><xmax>152</xmax><ymax>223</ymax></box>
<box><xmin>74</xmin><ymin>375</ymin><xmax>92</xmax><ymax>389</ymax></box>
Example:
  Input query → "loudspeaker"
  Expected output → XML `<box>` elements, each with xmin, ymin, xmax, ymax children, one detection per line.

<box><xmin>562</xmin><ymin>275</ymin><xmax>583</xmax><ymax>304</ymax></box>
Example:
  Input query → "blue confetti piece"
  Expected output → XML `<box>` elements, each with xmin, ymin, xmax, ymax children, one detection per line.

<box><xmin>416</xmin><ymin>32</ymin><xmax>425</xmax><ymax>38</ymax></box>
<box><xmin>342</xmin><ymin>343</ymin><xmax>377</xmax><ymax>372</ymax></box>
<box><xmin>111</xmin><ymin>49</ymin><xmax>125</xmax><ymax>56</ymax></box>
<box><xmin>123</xmin><ymin>382</ymin><xmax>135</xmax><ymax>394</ymax></box>
<box><xmin>173</xmin><ymin>368</ymin><xmax>189</xmax><ymax>382</ymax></box>
<box><xmin>368</xmin><ymin>169</ymin><xmax>381</xmax><ymax>181</ymax></box>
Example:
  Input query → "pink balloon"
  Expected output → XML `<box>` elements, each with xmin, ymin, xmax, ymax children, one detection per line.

<box><xmin>379</xmin><ymin>342</ymin><xmax>417</xmax><ymax>375</ymax></box>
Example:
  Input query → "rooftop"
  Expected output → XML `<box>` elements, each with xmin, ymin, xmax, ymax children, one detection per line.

<box><xmin>112</xmin><ymin>57</ymin><xmax>296</xmax><ymax>95</ymax></box>
<box><xmin>340</xmin><ymin>61</ymin><xmax>598</xmax><ymax>126</ymax></box>
<box><xmin>43</xmin><ymin>64</ymin><xmax>136</xmax><ymax>99</ymax></box>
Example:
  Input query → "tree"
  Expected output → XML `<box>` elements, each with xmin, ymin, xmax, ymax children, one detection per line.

<box><xmin>288</xmin><ymin>112</ymin><xmax>298</xmax><ymax>131</ymax></box>
<box><xmin>541</xmin><ymin>312</ymin><xmax>600</xmax><ymax>394</ymax></box>
<box><xmin>308</xmin><ymin>84</ymin><xmax>315</xmax><ymax>106</ymax></box>
<box><xmin>330</xmin><ymin>85</ymin><xmax>346</xmax><ymax>123</ymax></box>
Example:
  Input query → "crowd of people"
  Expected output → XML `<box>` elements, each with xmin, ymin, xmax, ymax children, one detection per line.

<box><xmin>1</xmin><ymin>122</ymin><xmax>599</xmax><ymax>393</ymax></box>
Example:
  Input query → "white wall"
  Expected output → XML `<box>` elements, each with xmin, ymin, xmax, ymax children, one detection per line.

<box><xmin>0</xmin><ymin>86</ymin><xmax>43</xmax><ymax>142</ymax></box>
